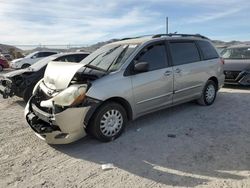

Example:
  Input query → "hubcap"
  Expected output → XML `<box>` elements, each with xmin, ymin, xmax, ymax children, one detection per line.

<box><xmin>205</xmin><ymin>84</ymin><xmax>216</xmax><ymax>103</ymax></box>
<box><xmin>100</xmin><ymin>109</ymin><xmax>123</xmax><ymax>137</ymax></box>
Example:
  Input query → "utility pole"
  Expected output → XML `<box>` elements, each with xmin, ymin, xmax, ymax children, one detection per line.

<box><xmin>166</xmin><ymin>17</ymin><xmax>169</xmax><ymax>34</ymax></box>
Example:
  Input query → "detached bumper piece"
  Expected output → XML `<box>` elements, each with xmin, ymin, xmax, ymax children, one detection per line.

<box><xmin>26</xmin><ymin>111</ymin><xmax>60</xmax><ymax>134</ymax></box>
<box><xmin>224</xmin><ymin>71</ymin><xmax>250</xmax><ymax>85</ymax></box>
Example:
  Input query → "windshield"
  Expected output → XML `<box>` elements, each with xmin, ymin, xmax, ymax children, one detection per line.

<box><xmin>80</xmin><ymin>43</ymin><xmax>139</xmax><ymax>72</ymax></box>
<box><xmin>222</xmin><ymin>47</ymin><xmax>250</xmax><ymax>59</ymax></box>
<box><xmin>28</xmin><ymin>55</ymin><xmax>57</xmax><ymax>71</ymax></box>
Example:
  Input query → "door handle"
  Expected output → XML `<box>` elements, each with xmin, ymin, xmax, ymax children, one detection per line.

<box><xmin>164</xmin><ymin>71</ymin><xmax>172</xmax><ymax>77</ymax></box>
<box><xmin>175</xmin><ymin>68</ymin><xmax>182</xmax><ymax>74</ymax></box>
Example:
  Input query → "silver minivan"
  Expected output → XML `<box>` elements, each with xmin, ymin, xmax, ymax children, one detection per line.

<box><xmin>25</xmin><ymin>34</ymin><xmax>225</xmax><ymax>144</ymax></box>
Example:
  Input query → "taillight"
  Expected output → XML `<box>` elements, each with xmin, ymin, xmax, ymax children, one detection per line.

<box><xmin>220</xmin><ymin>57</ymin><xmax>225</xmax><ymax>65</ymax></box>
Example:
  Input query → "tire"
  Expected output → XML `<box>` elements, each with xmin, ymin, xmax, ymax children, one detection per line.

<box><xmin>87</xmin><ymin>102</ymin><xmax>128</xmax><ymax>142</ymax></box>
<box><xmin>0</xmin><ymin>65</ymin><xmax>3</xmax><ymax>72</ymax></box>
<box><xmin>23</xmin><ymin>85</ymin><xmax>34</xmax><ymax>102</ymax></box>
<box><xmin>21</xmin><ymin>64</ymin><xmax>30</xmax><ymax>69</ymax></box>
<box><xmin>197</xmin><ymin>80</ymin><xmax>217</xmax><ymax>106</ymax></box>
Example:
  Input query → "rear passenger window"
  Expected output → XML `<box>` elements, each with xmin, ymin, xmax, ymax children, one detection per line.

<box><xmin>197</xmin><ymin>40</ymin><xmax>219</xmax><ymax>60</ymax></box>
<box><xmin>136</xmin><ymin>43</ymin><xmax>167</xmax><ymax>71</ymax></box>
<box><xmin>55</xmin><ymin>55</ymin><xmax>77</xmax><ymax>62</ymax></box>
<box><xmin>169</xmin><ymin>42</ymin><xmax>200</xmax><ymax>66</ymax></box>
<box><xmin>76</xmin><ymin>54</ymin><xmax>89</xmax><ymax>62</ymax></box>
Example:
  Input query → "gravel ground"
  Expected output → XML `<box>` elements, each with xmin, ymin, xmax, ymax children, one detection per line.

<box><xmin>0</xmin><ymin>74</ymin><xmax>250</xmax><ymax>187</ymax></box>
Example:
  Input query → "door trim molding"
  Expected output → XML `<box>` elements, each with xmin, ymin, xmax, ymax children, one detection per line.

<box><xmin>174</xmin><ymin>84</ymin><xmax>202</xmax><ymax>94</ymax></box>
<box><xmin>137</xmin><ymin>92</ymin><xmax>173</xmax><ymax>104</ymax></box>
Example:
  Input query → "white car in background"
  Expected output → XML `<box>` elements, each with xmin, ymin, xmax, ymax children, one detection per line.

<box><xmin>10</xmin><ymin>51</ymin><xmax>58</xmax><ymax>69</ymax></box>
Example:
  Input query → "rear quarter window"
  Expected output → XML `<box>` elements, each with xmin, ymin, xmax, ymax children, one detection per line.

<box><xmin>197</xmin><ymin>40</ymin><xmax>219</xmax><ymax>60</ymax></box>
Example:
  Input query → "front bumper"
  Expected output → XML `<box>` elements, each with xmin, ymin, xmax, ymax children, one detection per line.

<box><xmin>25</xmin><ymin>98</ymin><xmax>92</xmax><ymax>144</ymax></box>
<box><xmin>224</xmin><ymin>70</ymin><xmax>250</xmax><ymax>86</ymax></box>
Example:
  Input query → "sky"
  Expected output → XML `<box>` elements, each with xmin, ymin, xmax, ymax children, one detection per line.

<box><xmin>0</xmin><ymin>0</ymin><xmax>250</xmax><ymax>46</ymax></box>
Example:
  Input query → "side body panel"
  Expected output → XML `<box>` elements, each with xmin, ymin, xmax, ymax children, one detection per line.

<box><xmin>131</xmin><ymin>67</ymin><xmax>173</xmax><ymax>115</ymax></box>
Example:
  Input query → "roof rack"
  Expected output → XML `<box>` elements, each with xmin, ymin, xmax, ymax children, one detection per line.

<box><xmin>152</xmin><ymin>33</ymin><xmax>209</xmax><ymax>40</ymax></box>
<box><xmin>120</xmin><ymin>34</ymin><xmax>154</xmax><ymax>41</ymax></box>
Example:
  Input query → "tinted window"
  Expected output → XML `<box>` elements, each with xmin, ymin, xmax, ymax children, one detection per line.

<box><xmin>55</xmin><ymin>55</ymin><xmax>77</xmax><ymax>62</ymax></box>
<box><xmin>37</xmin><ymin>52</ymin><xmax>56</xmax><ymax>58</ymax></box>
<box><xmin>136</xmin><ymin>43</ymin><xmax>167</xmax><ymax>71</ymax></box>
<box><xmin>76</xmin><ymin>54</ymin><xmax>89</xmax><ymax>62</ymax></box>
<box><xmin>197</xmin><ymin>41</ymin><xmax>219</xmax><ymax>60</ymax></box>
<box><xmin>169</xmin><ymin>42</ymin><xmax>200</xmax><ymax>66</ymax></box>
<box><xmin>55</xmin><ymin>54</ymin><xmax>88</xmax><ymax>62</ymax></box>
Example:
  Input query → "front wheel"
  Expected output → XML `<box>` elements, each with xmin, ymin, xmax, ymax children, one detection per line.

<box><xmin>88</xmin><ymin>102</ymin><xmax>127</xmax><ymax>142</ymax></box>
<box><xmin>197</xmin><ymin>80</ymin><xmax>217</xmax><ymax>106</ymax></box>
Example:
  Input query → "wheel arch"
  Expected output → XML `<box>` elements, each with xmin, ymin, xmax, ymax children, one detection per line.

<box><xmin>84</xmin><ymin>96</ymin><xmax>133</xmax><ymax>128</ymax></box>
<box><xmin>208</xmin><ymin>76</ymin><xmax>219</xmax><ymax>90</ymax></box>
<box><xmin>21</xmin><ymin>63</ymin><xmax>31</xmax><ymax>69</ymax></box>
<box><xmin>104</xmin><ymin>97</ymin><xmax>133</xmax><ymax>121</ymax></box>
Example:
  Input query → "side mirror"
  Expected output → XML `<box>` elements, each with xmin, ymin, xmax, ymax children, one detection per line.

<box><xmin>134</xmin><ymin>61</ymin><xmax>149</xmax><ymax>73</ymax></box>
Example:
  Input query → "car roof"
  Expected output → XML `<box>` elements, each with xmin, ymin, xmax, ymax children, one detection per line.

<box><xmin>109</xmin><ymin>34</ymin><xmax>210</xmax><ymax>46</ymax></box>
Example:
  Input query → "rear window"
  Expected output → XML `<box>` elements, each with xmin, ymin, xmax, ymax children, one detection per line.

<box><xmin>169</xmin><ymin>42</ymin><xmax>200</xmax><ymax>66</ymax></box>
<box><xmin>197</xmin><ymin>41</ymin><xmax>219</xmax><ymax>60</ymax></box>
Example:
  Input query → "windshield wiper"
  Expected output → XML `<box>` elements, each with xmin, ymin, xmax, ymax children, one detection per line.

<box><xmin>84</xmin><ymin>64</ymin><xmax>107</xmax><ymax>73</ymax></box>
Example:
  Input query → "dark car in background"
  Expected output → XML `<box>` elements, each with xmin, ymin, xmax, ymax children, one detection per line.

<box><xmin>0</xmin><ymin>55</ymin><xmax>9</xmax><ymax>72</ymax></box>
<box><xmin>222</xmin><ymin>45</ymin><xmax>250</xmax><ymax>85</ymax></box>
<box><xmin>0</xmin><ymin>52</ymin><xmax>90</xmax><ymax>102</ymax></box>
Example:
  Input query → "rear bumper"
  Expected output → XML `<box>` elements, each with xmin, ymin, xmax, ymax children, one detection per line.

<box><xmin>224</xmin><ymin>70</ymin><xmax>250</xmax><ymax>86</ymax></box>
<box><xmin>25</xmin><ymin>97</ymin><xmax>96</xmax><ymax>144</ymax></box>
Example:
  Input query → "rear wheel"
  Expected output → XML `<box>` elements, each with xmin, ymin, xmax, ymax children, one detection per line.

<box><xmin>88</xmin><ymin>102</ymin><xmax>127</xmax><ymax>142</ymax></box>
<box><xmin>21</xmin><ymin>64</ymin><xmax>30</xmax><ymax>69</ymax></box>
<box><xmin>197</xmin><ymin>80</ymin><xmax>217</xmax><ymax>106</ymax></box>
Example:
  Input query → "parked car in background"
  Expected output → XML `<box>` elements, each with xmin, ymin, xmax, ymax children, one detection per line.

<box><xmin>0</xmin><ymin>52</ymin><xmax>89</xmax><ymax>102</ymax></box>
<box><xmin>2</xmin><ymin>53</ymin><xmax>13</xmax><ymax>61</ymax></box>
<box><xmin>0</xmin><ymin>54</ymin><xmax>9</xmax><ymax>72</ymax></box>
<box><xmin>10</xmin><ymin>51</ymin><xmax>58</xmax><ymax>69</ymax></box>
<box><xmin>215</xmin><ymin>45</ymin><xmax>227</xmax><ymax>55</ymax></box>
<box><xmin>25</xmin><ymin>34</ymin><xmax>224</xmax><ymax>144</ymax></box>
<box><xmin>222</xmin><ymin>45</ymin><xmax>250</xmax><ymax>85</ymax></box>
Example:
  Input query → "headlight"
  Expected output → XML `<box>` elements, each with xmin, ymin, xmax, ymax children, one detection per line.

<box><xmin>40</xmin><ymin>85</ymin><xmax>87</xmax><ymax>107</ymax></box>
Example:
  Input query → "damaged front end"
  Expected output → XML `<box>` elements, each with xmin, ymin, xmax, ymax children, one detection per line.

<box><xmin>224</xmin><ymin>70</ymin><xmax>250</xmax><ymax>86</ymax></box>
<box><xmin>25</xmin><ymin>62</ymin><xmax>103</xmax><ymax>144</ymax></box>
<box><xmin>0</xmin><ymin>69</ymin><xmax>39</xmax><ymax>100</ymax></box>
<box><xmin>25</xmin><ymin>81</ymin><xmax>101</xmax><ymax>144</ymax></box>
<box><xmin>0</xmin><ymin>77</ymin><xmax>15</xmax><ymax>99</ymax></box>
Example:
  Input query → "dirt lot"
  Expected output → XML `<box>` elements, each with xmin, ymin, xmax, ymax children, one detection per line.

<box><xmin>0</xmin><ymin>78</ymin><xmax>250</xmax><ymax>187</ymax></box>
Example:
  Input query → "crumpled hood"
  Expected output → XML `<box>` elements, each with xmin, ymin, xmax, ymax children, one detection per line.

<box><xmin>3</xmin><ymin>68</ymin><xmax>33</xmax><ymax>78</ymax></box>
<box><xmin>224</xmin><ymin>59</ymin><xmax>250</xmax><ymax>71</ymax></box>
<box><xmin>43</xmin><ymin>61</ymin><xmax>85</xmax><ymax>90</ymax></box>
